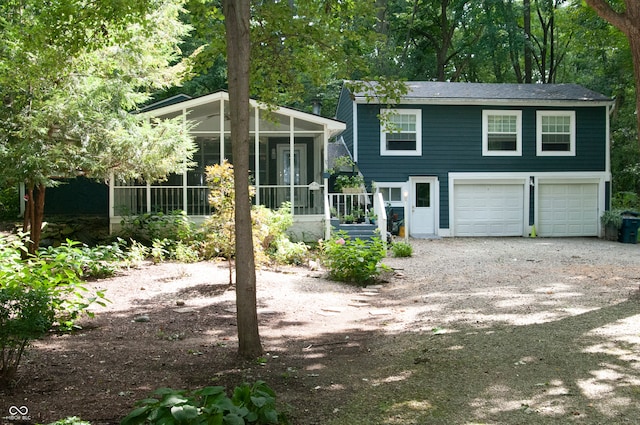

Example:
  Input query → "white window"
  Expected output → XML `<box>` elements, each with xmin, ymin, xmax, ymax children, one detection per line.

<box><xmin>482</xmin><ymin>110</ymin><xmax>522</xmax><ymax>156</ymax></box>
<box><xmin>536</xmin><ymin>111</ymin><xmax>576</xmax><ymax>156</ymax></box>
<box><xmin>380</xmin><ymin>109</ymin><xmax>422</xmax><ymax>156</ymax></box>
<box><xmin>378</xmin><ymin>186</ymin><xmax>403</xmax><ymax>205</ymax></box>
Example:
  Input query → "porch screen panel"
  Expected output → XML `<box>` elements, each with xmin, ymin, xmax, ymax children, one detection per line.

<box><xmin>188</xmin><ymin>137</ymin><xmax>221</xmax><ymax>186</ymax></box>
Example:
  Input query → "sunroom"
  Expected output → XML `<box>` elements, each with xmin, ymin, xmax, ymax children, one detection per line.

<box><xmin>110</xmin><ymin>91</ymin><xmax>346</xmax><ymax>241</ymax></box>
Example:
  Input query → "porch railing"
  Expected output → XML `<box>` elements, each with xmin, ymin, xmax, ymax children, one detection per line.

<box><xmin>112</xmin><ymin>184</ymin><xmax>324</xmax><ymax>217</ymax></box>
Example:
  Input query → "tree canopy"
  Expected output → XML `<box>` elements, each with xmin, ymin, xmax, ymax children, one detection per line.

<box><xmin>0</xmin><ymin>0</ymin><xmax>196</xmax><ymax>250</ymax></box>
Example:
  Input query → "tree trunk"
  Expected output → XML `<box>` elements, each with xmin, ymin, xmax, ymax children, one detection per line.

<box><xmin>22</xmin><ymin>183</ymin><xmax>46</xmax><ymax>254</ymax></box>
<box><xmin>222</xmin><ymin>0</ymin><xmax>263</xmax><ymax>359</ymax></box>
<box><xmin>524</xmin><ymin>0</ymin><xmax>532</xmax><ymax>83</ymax></box>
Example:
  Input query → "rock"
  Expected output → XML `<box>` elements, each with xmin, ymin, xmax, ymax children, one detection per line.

<box><xmin>176</xmin><ymin>300</ymin><xmax>185</xmax><ymax>306</ymax></box>
<box><xmin>133</xmin><ymin>315</ymin><xmax>150</xmax><ymax>322</ymax></box>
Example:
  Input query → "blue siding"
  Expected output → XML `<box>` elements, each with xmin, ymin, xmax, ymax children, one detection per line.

<box><xmin>353</xmin><ymin>103</ymin><xmax>608</xmax><ymax>230</ymax></box>
<box><xmin>335</xmin><ymin>86</ymin><xmax>354</xmax><ymax>151</ymax></box>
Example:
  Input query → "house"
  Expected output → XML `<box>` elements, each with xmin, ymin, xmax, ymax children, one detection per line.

<box><xmin>107</xmin><ymin>91</ymin><xmax>346</xmax><ymax>241</ymax></box>
<box><xmin>335</xmin><ymin>81</ymin><xmax>615</xmax><ymax>238</ymax></box>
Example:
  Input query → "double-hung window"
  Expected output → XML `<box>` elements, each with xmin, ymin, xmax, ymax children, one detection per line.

<box><xmin>482</xmin><ymin>110</ymin><xmax>522</xmax><ymax>156</ymax></box>
<box><xmin>380</xmin><ymin>109</ymin><xmax>422</xmax><ymax>156</ymax></box>
<box><xmin>536</xmin><ymin>111</ymin><xmax>575</xmax><ymax>156</ymax></box>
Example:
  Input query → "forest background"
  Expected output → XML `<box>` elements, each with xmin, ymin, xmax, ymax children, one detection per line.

<box><xmin>159</xmin><ymin>0</ymin><xmax>640</xmax><ymax>203</ymax></box>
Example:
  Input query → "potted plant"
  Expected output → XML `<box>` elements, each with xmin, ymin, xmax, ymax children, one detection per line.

<box><xmin>342</xmin><ymin>214</ymin><xmax>355</xmax><ymax>224</ymax></box>
<box><xmin>335</xmin><ymin>174</ymin><xmax>365</xmax><ymax>193</ymax></box>
<box><xmin>601</xmin><ymin>209</ymin><xmax>623</xmax><ymax>241</ymax></box>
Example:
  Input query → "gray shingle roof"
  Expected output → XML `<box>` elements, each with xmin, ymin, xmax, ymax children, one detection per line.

<box><xmin>352</xmin><ymin>81</ymin><xmax>612</xmax><ymax>103</ymax></box>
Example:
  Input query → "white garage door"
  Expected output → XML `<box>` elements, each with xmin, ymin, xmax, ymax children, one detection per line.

<box><xmin>454</xmin><ymin>184</ymin><xmax>524</xmax><ymax>236</ymax></box>
<box><xmin>538</xmin><ymin>183</ymin><xmax>598</xmax><ymax>237</ymax></box>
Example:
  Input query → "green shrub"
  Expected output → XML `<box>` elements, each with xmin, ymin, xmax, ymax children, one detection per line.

<box><xmin>0</xmin><ymin>186</ymin><xmax>19</xmax><ymax>220</ymax></box>
<box><xmin>120</xmin><ymin>210</ymin><xmax>197</xmax><ymax>247</ymax></box>
<box><xmin>0</xmin><ymin>235</ymin><xmax>108</xmax><ymax>386</ymax></box>
<box><xmin>0</xmin><ymin>278</ymin><xmax>55</xmax><ymax>387</ymax></box>
<box><xmin>390</xmin><ymin>241</ymin><xmax>413</xmax><ymax>257</ymax></box>
<box><xmin>39</xmin><ymin>239</ymin><xmax>126</xmax><ymax>279</ymax></box>
<box><xmin>321</xmin><ymin>232</ymin><xmax>389</xmax><ymax>285</ymax></box>
<box><xmin>121</xmin><ymin>381</ymin><xmax>287</xmax><ymax>425</ymax></box>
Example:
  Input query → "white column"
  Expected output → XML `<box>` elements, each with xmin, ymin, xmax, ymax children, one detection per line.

<box><xmin>254</xmin><ymin>105</ymin><xmax>260</xmax><ymax>205</ymax></box>
<box><xmin>289</xmin><ymin>116</ymin><xmax>295</xmax><ymax>212</ymax></box>
<box><xmin>182</xmin><ymin>107</ymin><xmax>188</xmax><ymax>212</ymax></box>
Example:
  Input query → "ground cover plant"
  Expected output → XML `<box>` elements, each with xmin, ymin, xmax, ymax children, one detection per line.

<box><xmin>121</xmin><ymin>381</ymin><xmax>287</xmax><ymax>425</ymax></box>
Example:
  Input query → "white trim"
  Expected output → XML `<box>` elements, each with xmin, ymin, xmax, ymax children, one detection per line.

<box><xmin>374</xmin><ymin>182</ymin><xmax>407</xmax><ymax>207</ymax></box>
<box><xmin>380</xmin><ymin>108</ymin><xmax>422</xmax><ymax>156</ymax></box>
<box><xmin>536</xmin><ymin>110</ymin><xmax>576</xmax><ymax>156</ymax></box>
<box><xmin>482</xmin><ymin>110</ymin><xmax>522</xmax><ymax>156</ymax></box>
<box><xmin>143</xmin><ymin>91</ymin><xmax>346</xmax><ymax>136</ymax></box>
<box><xmin>352</xmin><ymin>101</ymin><xmax>358</xmax><ymax>162</ymax></box>
<box><xmin>355</xmin><ymin>97</ymin><xmax>614</xmax><ymax>108</ymax></box>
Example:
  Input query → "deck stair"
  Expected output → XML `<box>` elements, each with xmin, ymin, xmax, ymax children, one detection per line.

<box><xmin>331</xmin><ymin>219</ymin><xmax>378</xmax><ymax>240</ymax></box>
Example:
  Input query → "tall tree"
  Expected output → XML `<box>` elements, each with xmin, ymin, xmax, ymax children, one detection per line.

<box><xmin>192</xmin><ymin>0</ymin><xmax>405</xmax><ymax>358</ymax></box>
<box><xmin>221</xmin><ymin>0</ymin><xmax>263</xmax><ymax>358</ymax></box>
<box><xmin>0</xmin><ymin>0</ymin><xmax>195</xmax><ymax>253</ymax></box>
<box><xmin>584</xmin><ymin>0</ymin><xmax>640</xmax><ymax>146</ymax></box>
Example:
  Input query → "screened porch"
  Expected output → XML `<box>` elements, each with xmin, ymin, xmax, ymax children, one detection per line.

<box><xmin>109</xmin><ymin>91</ymin><xmax>346</xmax><ymax>235</ymax></box>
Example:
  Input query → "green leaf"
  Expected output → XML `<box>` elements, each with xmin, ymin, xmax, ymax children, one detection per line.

<box><xmin>171</xmin><ymin>405</ymin><xmax>199</xmax><ymax>421</ymax></box>
<box><xmin>120</xmin><ymin>406</ymin><xmax>151</xmax><ymax>425</ymax></box>
<box><xmin>221</xmin><ymin>413</ymin><xmax>245</xmax><ymax>425</ymax></box>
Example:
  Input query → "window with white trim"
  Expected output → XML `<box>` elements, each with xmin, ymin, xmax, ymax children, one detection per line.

<box><xmin>482</xmin><ymin>110</ymin><xmax>522</xmax><ymax>156</ymax></box>
<box><xmin>536</xmin><ymin>111</ymin><xmax>575</xmax><ymax>156</ymax></box>
<box><xmin>378</xmin><ymin>186</ymin><xmax>403</xmax><ymax>205</ymax></box>
<box><xmin>380</xmin><ymin>109</ymin><xmax>422</xmax><ymax>156</ymax></box>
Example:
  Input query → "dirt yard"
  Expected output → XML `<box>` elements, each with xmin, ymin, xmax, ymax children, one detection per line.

<box><xmin>2</xmin><ymin>237</ymin><xmax>640</xmax><ymax>425</ymax></box>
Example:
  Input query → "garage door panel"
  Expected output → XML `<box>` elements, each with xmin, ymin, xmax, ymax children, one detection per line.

<box><xmin>538</xmin><ymin>183</ymin><xmax>598</xmax><ymax>237</ymax></box>
<box><xmin>454</xmin><ymin>184</ymin><xmax>524</xmax><ymax>237</ymax></box>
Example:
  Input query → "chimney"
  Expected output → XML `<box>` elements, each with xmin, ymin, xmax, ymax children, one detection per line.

<box><xmin>311</xmin><ymin>98</ymin><xmax>322</xmax><ymax>115</ymax></box>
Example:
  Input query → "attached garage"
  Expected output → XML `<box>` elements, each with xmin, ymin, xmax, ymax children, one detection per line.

<box><xmin>537</xmin><ymin>182</ymin><xmax>599</xmax><ymax>237</ymax></box>
<box><xmin>453</xmin><ymin>182</ymin><xmax>525</xmax><ymax>236</ymax></box>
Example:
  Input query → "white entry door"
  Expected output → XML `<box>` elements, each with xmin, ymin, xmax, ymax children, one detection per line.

<box><xmin>410</xmin><ymin>177</ymin><xmax>437</xmax><ymax>236</ymax></box>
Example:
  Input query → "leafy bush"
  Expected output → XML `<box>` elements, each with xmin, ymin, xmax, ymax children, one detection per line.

<box><xmin>0</xmin><ymin>235</ymin><xmax>108</xmax><ymax>386</ymax></box>
<box><xmin>0</xmin><ymin>277</ymin><xmax>55</xmax><ymax>387</ymax></box>
<box><xmin>120</xmin><ymin>210</ymin><xmax>197</xmax><ymax>248</ymax></box>
<box><xmin>121</xmin><ymin>381</ymin><xmax>287</xmax><ymax>425</ymax></box>
<box><xmin>39</xmin><ymin>239</ymin><xmax>127</xmax><ymax>279</ymax></box>
<box><xmin>390</xmin><ymin>241</ymin><xmax>413</xmax><ymax>257</ymax></box>
<box><xmin>0</xmin><ymin>186</ymin><xmax>19</xmax><ymax>220</ymax></box>
<box><xmin>321</xmin><ymin>232</ymin><xmax>389</xmax><ymax>284</ymax></box>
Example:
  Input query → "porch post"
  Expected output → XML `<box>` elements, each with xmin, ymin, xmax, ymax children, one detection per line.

<box><xmin>182</xmin><ymin>107</ymin><xmax>188</xmax><ymax>212</ymax></box>
<box><xmin>108</xmin><ymin>174</ymin><xmax>114</xmax><ymax>232</ymax></box>
<box><xmin>219</xmin><ymin>97</ymin><xmax>225</xmax><ymax>163</ymax></box>
<box><xmin>254</xmin><ymin>105</ymin><xmax>260</xmax><ymax>205</ymax></box>
<box><xmin>324</xmin><ymin>125</ymin><xmax>330</xmax><ymax>239</ymax></box>
<box><xmin>146</xmin><ymin>182</ymin><xmax>151</xmax><ymax>213</ymax></box>
<box><xmin>289</xmin><ymin>115</ymin><xmax>295</xmax><ymax>212</ymax></box>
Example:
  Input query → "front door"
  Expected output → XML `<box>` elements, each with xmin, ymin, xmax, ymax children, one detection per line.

<box><xmin>409</xmin><ymin>176</ymin><xmax>437</xmax><ymax>236</ymax></box>
<box><xmin>277</xmin><ymin>144</ymin><xmax>307</xmax><ymax>205</ymax></box>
